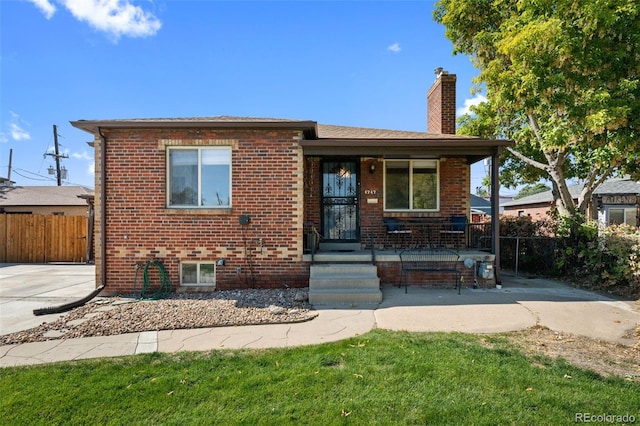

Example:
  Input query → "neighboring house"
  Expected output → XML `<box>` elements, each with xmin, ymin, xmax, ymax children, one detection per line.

<box><xmin>593</xmin><ymin>178</ymin><xmax>640</xmax><ymax>227</ymax></box>
<box><xmin>71</xmin><ymin>71</ymin><xmax>512</xmax><ymax>296</ymax></box>
<box><xmin>502</xmin><ymin>178</ymin><xmax>640</xmax><ymax>227</ymax></box>
<box><xmin>0</xmin><ymin>185</ymin><xmax>94</xmax><ymax>216</ymax></box>
<box><xmin>470</xmin><ymin>194</ymin><xmax>492</xmax><ymax>222</ymax></box>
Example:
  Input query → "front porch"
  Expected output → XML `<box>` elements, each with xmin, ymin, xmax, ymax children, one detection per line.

<box><xmin>305</xmin><ymin>248</ymin><xmax>496</xmax><ymax>305</ymax></box>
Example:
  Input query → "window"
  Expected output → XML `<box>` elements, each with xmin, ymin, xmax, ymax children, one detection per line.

<box><xmin>384</xmin><ymin>160</ymin><xmax>439</xmax><ymax>211</ymax></box>
<box><xmin>607</xmin><ymin>207</ymin><xmax>636</xmax><ymax>226</ymax></box>
<box><xmin>168</xmin><ymin>147</ymin><xmax>231</xmax><ymax>207</ymax></box>
<box><xmin>180</xmin><ymin>262</ymin><xmax>216</xmax><ymax>286</ymax></box>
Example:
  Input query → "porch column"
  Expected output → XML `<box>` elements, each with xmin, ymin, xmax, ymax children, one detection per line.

<box><xmin>491</xmin><ymin>148</ymin><xmax>502</xmax><ymax>285</ymax></box>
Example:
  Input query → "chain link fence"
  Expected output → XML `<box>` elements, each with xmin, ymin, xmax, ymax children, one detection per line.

<box><xmin>499</xmin><ymin>236</ymin><xmax>562</xmax><ymax>276</ymax></box>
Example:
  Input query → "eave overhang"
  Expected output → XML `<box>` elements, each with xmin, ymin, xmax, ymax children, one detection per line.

<box><xmin>300</xmin><ymin>138</ymin><xmax>513</xmax><ymax>164</ymax></box>
<box><xmin>70</xmin><ymin>118</ymin><xmax>318</xmax><ymax>138</ymax></box>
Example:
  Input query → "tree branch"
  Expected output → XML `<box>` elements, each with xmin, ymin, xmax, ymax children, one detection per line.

<box><xmin>506</xmin><ymin>146</ymin><xmax>549</xmax><ymax>171</ymax></box>
<box><xmin>576</xmin><ymin>161</ymin><xmax>619</xmax><ymax>212</ymax></box>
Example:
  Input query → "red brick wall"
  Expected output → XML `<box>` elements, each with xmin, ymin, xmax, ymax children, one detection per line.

<box><xmin>95</xmin><ymin>128</ymin><xmax>308</xmax><ymax>294</ymax></box>
<box><xmin>303</xmin><ymin>156</ymin><xmax>321</xmax><ymax>246</ymax></box>
<box><xmin>303</xmin><ymin>156</ymin><xmax>470</xmax><ymax>249</ymax></box>
<box><xmin>427</xmin><ymin>73</ymin><xmax>457</xmax><ymax>135</ymax></box>
<box><xmin>502</xmin><ymin>203</ymin><xmax>552</xmax><ymax>220</ymax></box>
<box><xmin>359</xmin><ymin>158</ymin><xmax>385</xmax><ymax>248</ymax></box>
<box><xmin>439</xmin><ymin>157</ymin><xmax>470</xmax><ymax>216</ymax></box>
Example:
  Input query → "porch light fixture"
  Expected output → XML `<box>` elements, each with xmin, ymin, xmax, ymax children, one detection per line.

<box><xmin>369</xmin><ymin>164</ymin><xmax>376</xmax><ymax>174</ymax></box>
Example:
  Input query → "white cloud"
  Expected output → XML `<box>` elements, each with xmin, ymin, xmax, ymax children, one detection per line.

<box><xmin>457</xmin><ymin>94</ymin><xmax>487</xmax><ymax>117</ymax></box>
<box><xmin>71</xmin><ymin>150</ymin><xmax>94</xmax><ymax>176</ymax></box>
<box><xmin>62</xmin><ymin>0</ymin><xmax>162</xmax><ymax>39</ymax></box>
<box><xmin>72</xmin><ymin>150</ymin><xmax>93</xmax><ymax>161</ymax></box>
<box><xmin>387</xmin><ymin>42</ymin><xmax>401</xmax><ymax>53</ymax></box>
<box><xmin>0</xmin><ymin>133</ymin><xmax>8</xmax><ymax>144</ymax></box>
<box><xmin>28</xmin><ymin>0</ymin><xmax>162</xmax><ymax>40</ymax></box>
<box><xmin>10</xmin><ymin>123</ymin><xmax>31</xmax><ymax>141</ymax></box>
<box><xmin>28</xmin><ymin>0</ymin><xmax>57</xmax><ymax>19</ymax></box>
<box><xmin>5</xmin><ymin>112</ymin><xmax>31</xmax><ymax>141</ymax></box>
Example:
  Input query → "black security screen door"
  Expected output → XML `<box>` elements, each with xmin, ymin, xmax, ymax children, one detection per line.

<box><xmin>321</xmin><ymin>160</ymin><xmax>359</xmax><ymax>242</ymax></box>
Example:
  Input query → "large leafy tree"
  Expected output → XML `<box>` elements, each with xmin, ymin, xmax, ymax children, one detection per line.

<box><xmin>434</xmin><ymin>0</ymin><xmax>640</xmax><ymax>218</ymax></box>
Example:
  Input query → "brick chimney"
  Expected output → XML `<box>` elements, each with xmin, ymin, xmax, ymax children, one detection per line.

<box><xmin>427</xmin><ymin>68</ymin><xmax>457</xmax><ymax>134</ymax></box>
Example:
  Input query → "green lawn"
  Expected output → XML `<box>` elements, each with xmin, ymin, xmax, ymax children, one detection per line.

<box><xmin>1</xmin><ymin>330</ymin><xmax>638</xmax><ymax>425</ymax></box>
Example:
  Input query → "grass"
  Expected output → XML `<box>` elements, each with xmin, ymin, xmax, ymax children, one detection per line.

<box><xmin>1</xmin><ymin>330</ymin><xmax>638</xmax><ymax>425</ymax></box>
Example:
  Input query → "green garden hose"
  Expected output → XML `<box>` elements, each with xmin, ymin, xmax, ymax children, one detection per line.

<box><xmin>134</xmin><ymin>260</ymin><xmax>173</xmax><ymax>299</ymax></box>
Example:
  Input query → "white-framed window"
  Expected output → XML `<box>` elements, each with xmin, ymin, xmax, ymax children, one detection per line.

<box><xmin>180</xmin><ymin>262</ymin><xmax>216</xmax><ymax>286</ymax></box>
<box><xmin>607</xmin><ymin>206</ymin><xmax>636</xmax><ymax>226</ymax></box>
<box><xmin>384</xmin><ymin>159</ymin><xmax>439</xmax><ymax>211</ymax></box>
<box><xmin>168</xmin><ymin>147</ymin><xmax>231</xmax><ymax>208</ymax></box>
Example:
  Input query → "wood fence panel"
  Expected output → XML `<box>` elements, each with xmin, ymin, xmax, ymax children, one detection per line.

<box><xmin>0</xmin><ymin>214</ymin><xmax>88</xmax><ymax>263</ymax></box>
<box><xmin>45</xmin><ymin>215</ymin><xmax>88</xmax><ymax>262</ymax></box>
<box><xmin>0</xmin><ymin>215</ymin><xmax>6</xmax><ymax>261</ymax></box>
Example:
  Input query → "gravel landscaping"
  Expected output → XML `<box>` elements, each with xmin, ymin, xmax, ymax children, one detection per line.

<box><xmin>0</xmin><ymin>288</ymin><xmax>316</xmax><ymax>346</ymax></box>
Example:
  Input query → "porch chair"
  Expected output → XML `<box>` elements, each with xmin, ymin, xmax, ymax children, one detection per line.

<box><xmin>384</xmin><ymin>218</ymin><xmax>412</xmax><ymax>251</ymax></box>
<box><xmin>439</xmin><ymin>215</ymin><xmax>467</xmax><ymax>249</ymax></box>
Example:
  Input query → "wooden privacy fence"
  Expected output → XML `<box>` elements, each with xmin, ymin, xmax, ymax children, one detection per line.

<box><xmin>0</xmin><ymin>214</ymin><xmax>89</xmax><ymax>263</ymax></box>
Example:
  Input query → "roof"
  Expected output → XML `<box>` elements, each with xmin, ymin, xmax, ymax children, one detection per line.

<box><xmin>70</xmin><ymin>116</ymin><xmax>512</xmax><ymax>164</ymax></box>
<box><xmin>70</xmin><ymin>116</ymin><xmax>318</xmax><ymax>136</ymax></box>
<box><xmin>593</xmin><ymin>177</ymin><xmax>640</xmax><ymax>195</ymax></box>
<box><xmin>502</xmin><ymin>177</ymin><xmax>640</xmax><ymax>208</ymax></box>
<box><xmin>470</xmin><ymin>194</ymin><xmax>492</xmax><ymax>215</ymax></box>
<box><xmin>316</xmin><ymin>124</ymin><xmax>474</xmax><ymax>140</ymax></box>
<box><xmin>0</xmin><ymin>186</ymin><xmax>94</xmax><ymax>207</ymax></box>
<box><xmin>501</xmin><ymin>184</ymin><xmax>580</xmax><ymax>207</ymax></box>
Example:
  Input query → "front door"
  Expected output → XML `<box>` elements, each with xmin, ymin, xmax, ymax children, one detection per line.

<box><xmin>321</xmin><ymin>160</ymin><xmax>359</xmax><ymax>242</ymax></box>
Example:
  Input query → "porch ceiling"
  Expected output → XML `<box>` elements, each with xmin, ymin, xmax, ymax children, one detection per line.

<box><xmin>299</xmin><ymin>138</ymin><xmax>513</xmax><ymax>164</ymax></box>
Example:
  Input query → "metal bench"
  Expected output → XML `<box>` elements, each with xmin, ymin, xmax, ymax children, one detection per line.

<box><xmin>399</xmin><ymin>248</ymin><xmax>462</xmax><ymax>294</ymax></box>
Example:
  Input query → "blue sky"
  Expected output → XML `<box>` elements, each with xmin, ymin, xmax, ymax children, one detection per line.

<box><xmin>1</xmin><ymin>0</ymin><xmax>492</xmax><ymax>191</ymax></box>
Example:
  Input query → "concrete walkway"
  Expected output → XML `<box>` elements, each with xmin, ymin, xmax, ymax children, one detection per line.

<box><xmin>1</xmin><ymin>264</ymin><xmax>638</xmax><ymax>367</ymax></box>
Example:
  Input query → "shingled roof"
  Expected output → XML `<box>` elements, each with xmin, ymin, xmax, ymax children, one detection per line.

<box><xmin>0</xmin><ymin>186</ymin><xmax>94</xmax><ymax>207</ymax></box>
<box><xmin>71</xmin><ymin>116</ymin><xmax>512</xmax><ymax>163</ymax></box>
<box><xmin>316</xmin><ymin>124</ymin><xmax>471</xmax><ymax>140</ymax></box>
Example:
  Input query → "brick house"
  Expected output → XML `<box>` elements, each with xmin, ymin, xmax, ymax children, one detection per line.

<box><xmin>71</xmin><ymin>71</ymin><xmax>512</xmax><ymax>299</ymax></box>
<box><xmin>502</xmin><ymin>178</ymin><xmax>640</xmax><ymax>227</ymax></box>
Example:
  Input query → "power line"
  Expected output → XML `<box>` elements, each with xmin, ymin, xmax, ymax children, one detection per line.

<box><xmin>12</xmin><ymin>168</ymin><xmax>93</xmax><ymax>188</ymax></box>
<box><xmin>12</xmin><ymin>168</ymin><xmax>56</xmax><ymax>182</ymax></box>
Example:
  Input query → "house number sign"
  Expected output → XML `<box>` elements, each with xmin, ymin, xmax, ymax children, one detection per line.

<box><xmin>364</xmin><ymin>189</ymin><xmax>378</xmax><ymax>195</ymax></box>
<box><xmin>602</xmin><ymin>195</ymin><xmax>637</xmax><ymax>204</ymax></box>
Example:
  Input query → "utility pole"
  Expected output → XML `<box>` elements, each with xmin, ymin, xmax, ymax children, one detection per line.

<box><xmin>44</xmin><ymin>125</ymin><xmax>68</xmax><ymax>186</ymax></box>
<box><xmin>7</xmin><ymin>148</ymin><xmax>12</xmax><ymax>182</ymax></box>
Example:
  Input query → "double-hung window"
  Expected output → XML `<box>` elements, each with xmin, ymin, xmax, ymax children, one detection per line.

<box><xmin>384</xmin><ymin>159</ymin><xmax>439</xmax><ymax>211</ymax></box>
<box><xmin>168</xmin><ymin>147</ymin><xmax>231</xmax><ymax>208</ymax></box>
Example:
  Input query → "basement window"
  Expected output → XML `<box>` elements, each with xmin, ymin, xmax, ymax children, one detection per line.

<box><xmin>180</xmin><ymin>262</ymin><xmax>216</xmax><ymax>287</ymax></box>
<box><xmin>168</xmin><ymin>147</ymin><xmax>231</xmax><ymax>208</ymax></box>
<box><xmin>384</xmin><ymin>159</ymin><xmax>439</xmax><ymax>211</ymax></box>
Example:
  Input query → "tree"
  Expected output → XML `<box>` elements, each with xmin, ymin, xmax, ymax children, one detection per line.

<box><xmin>434</xmin><ymin>0</ymin><xmax>640</xmax><ymax>219</ymax></box>
<box><xmin>514</xmin><ymin>183</ymin><xmax>551</xmax><ymax>200</ymax></box>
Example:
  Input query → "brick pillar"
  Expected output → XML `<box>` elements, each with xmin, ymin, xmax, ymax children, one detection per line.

<box><xmin>427</xmin><ymin>70</ymin><xmax>457</xmax><ymax>135</ymax></box>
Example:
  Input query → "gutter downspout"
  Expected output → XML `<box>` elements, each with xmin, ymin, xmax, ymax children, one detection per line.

<box><xmin>491</xmin><ymin>147</ymin><xmax>502</xmax><ymax>286</ymax></box>
<box><xmin>98</xmin><ymin>127</ymin><xmax>107</xmax><ymax>290</ymax></box>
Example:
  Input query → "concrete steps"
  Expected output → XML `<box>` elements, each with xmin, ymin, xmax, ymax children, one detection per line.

<box><xmin>308</xmin><ymin>264</ymin><xmax>382</xmax><ymax>305</ymax></box>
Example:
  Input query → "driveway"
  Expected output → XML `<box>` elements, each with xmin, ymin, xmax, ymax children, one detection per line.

<box><xmin>0</xmin><ymin>263</ymin><xmax>95</xmax><ymax>335</ymax></box>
